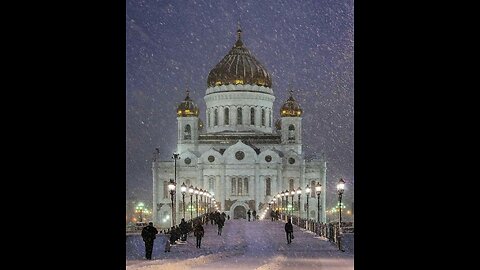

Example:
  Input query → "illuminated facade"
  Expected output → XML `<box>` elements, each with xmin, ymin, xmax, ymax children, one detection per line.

<box><xmin>152</xmin><ymin>29</ymin><xmax>327</xmax><ymax>228</ymax></box>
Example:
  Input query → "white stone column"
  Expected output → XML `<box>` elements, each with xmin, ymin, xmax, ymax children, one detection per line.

<box><xmin>321</xmin><ymin>161</ymin><xmax>327</xmax><ymax>223</ymax></box>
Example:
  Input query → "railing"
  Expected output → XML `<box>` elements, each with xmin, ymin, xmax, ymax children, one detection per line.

<box><xmin>279</xmin><ymin>213</ymin><xmax>353</xmax><ymax>247</ymax></box>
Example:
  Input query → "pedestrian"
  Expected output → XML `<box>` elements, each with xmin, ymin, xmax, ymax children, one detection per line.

<box><xmin>217</xmin><ymin>214</ymin><xmax>225</xmax><ymax>235</ymax></box>
<box><xmin>193</xmin><ymin>221</ymin><xmax>204</xmax><ymax>248</ymax></box>
<box><xmin>141</xmin><ymin>222</ymin><xmax>158</xmax><ymax>260</ymax></box>
<box><xmin>179</xmin><ymin>218</ymin><xmax>189</xmax><ymax>241</ymax></box>
<box><xmin>247</xmin><ymin>209</ymin><xmax>251</xmax><ymax>221</ymax></box>
<box><xmin>227</xmin><ymin>214</ymin><xmax>230</xmax><ymax>220</ymax></box>
<box><xmin>252</xmin><ymin>210</ymin><xmax>257</xmax><ymax>221</ymax></box>
<box><xmin>285</xmin><ymin>218</ymin><xmax>293</xmax><ymax>244</ymax></box>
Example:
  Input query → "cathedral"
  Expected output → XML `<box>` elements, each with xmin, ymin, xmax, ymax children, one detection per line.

<box><xmin>152</xmin><ymin>29</ymin><xmax>327</xmax><ymax>228</ymax></box>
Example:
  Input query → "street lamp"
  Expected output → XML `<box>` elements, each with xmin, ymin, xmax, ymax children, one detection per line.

<box><xmin>168</xmin><ymin>179</ymin><xmax>176</xmax><ymax>226</ymax></box>
<box><xmin>296</xmin><ymin>187</ymin><xmax>302</xmax><ymax>224</ymax></box>
<box><xmin>315</xmin><ymin>182</ymin><xmax>322</xmax><ymax>224</ymax></box>
<box><xmin>172</xmin><ymin>152</ymin><xmax>180</xmax><ymax>226</ymax></box>
<box><xmin>199</xmin><ymin>189</ymin><xmax>204</xmax><ymax>216</ymax></box>
<box><xmin>188</xmin><ymin>185</ymin><xmax>194</xmax><ymax>221</ymax></box>
<box><xmin>181</xmin><ymin>182</ymin><xmax>187</xmax><ymax>219</ymax></box>
<box><xmin>305</xmin><ymin>185</ymin><xmax>311</xmax><ymax>221</ymax></box>
<box><xmin>337</xmin><ymin>178</ymin><xmax>345</xmax><ymax>252</ymax></box>
<box><xmin>290</xmin><ymin>189</ymin><xmax>295</xmax><ymax>217</ymax></box>
<box><xmin>194</xmin><ymin>187</ymin><xmax>199</xmax><ymax>218</ymax></box>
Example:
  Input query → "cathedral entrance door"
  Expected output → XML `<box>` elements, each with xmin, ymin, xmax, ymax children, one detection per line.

<box><xmin>233</xmin><ymin>205</ymin><xmax>246</xmax><ymax>219</ymax></box>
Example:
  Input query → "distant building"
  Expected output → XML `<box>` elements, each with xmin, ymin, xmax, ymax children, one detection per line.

<box><xmin>152</xmin><ymin>29</ymin><xmax>327</xmax><ymax>228</ymax></box>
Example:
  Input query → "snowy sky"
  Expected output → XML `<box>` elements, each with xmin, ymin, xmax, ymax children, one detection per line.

<box><xmin>126</xmin><ymin>0</ymin><xmax>354</xmax><ymax>207</ymax></box>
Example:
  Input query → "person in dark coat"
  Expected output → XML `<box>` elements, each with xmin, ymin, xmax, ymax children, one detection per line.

<box><xmin>193</xmin><ymin>221</ymin><xmax>204</xmax><ymax>248</ymax></box>
<box><xmin>285</xmin><ymin>218</ymin><xmax>293</xmax><ymax>244</ymax></box>
<box><xmin>247</xmin><ymin>209</ymin><xmax>251</xmax><ymax>221</ymax></box>
<box><xmin>179</xmin><ymin>218</ymin><xmax>189</xmax><ymax>241</ymax></box>
<box><xmin>141</xmin><ymin>222</ymin><xmax>158</xmax><ymax>260</ymax></box>
<box><xmin>252</xmin><ymin>210</ymin><xmax>257</xmax><ymax>220</ymax></box>
<box><xmin>217</xmin><ymin>214</ymin><xmax>225</xmax><ymax>235</ymax></box>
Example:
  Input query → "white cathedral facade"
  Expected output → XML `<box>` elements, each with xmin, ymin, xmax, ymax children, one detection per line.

<box><xmin>152</xmin><ymin>29</ymin><xmax>327</xmax><ymax>228</ymax></box>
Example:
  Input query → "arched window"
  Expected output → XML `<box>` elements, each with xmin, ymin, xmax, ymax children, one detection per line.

<box><xmin>184</xmin><ymin>124</ymin><xmax>191</xmax><ymax>140</ymax></box>
<box><xmin>288</xmin><ymin>124</ymin><xmax>295</xmax><ymax>140</ymax></box>
<box><xmin>163</xmin><ymin>181</ymin><xmax>168</xmax><ymax>199</ymax></box>
<box><xmin>237</xmin><ymin>107</ymin><xmax>242</xmax><ymax>125</ymax></box>
<box><xmin>269</xmin><ymin>111</ymin><xmax>272</xmax><ymax>127</ymax></box>
<box><xmin>244</xmin><ymin>178</ymin><xmax>249</xmax><ymax>195</ymax></box>
<box><xmin>261</xmin><ymin>108</ymin><xmax>265</xmax><ymax>126</ymax></box>
<box><xmin>214</xmin><ymin>109</ymin><xmax>218</xmax><ymax>126</ymax></box>
<box><xmin>250</xmin><ymin>108</ymin><xmax>255</xmax><ymax>125</ymax></box>
<box><xmin>224</xmin><ymin>107</ymin><xmax>229</xmax><ymax>125</ymax></box>
<box><xmin>186</xmin><ymin>179</ymin><xmax>191</xmax><ymax>187</ymax></box>
<box><xmin>266</xmin><ymin>178</ymin><xmax>271</xmax><ymax>196</ymax></box>
<box><xmin>231</xmin><ymin>178</ymin><xmax>236</xmax><ymax>195</ymax></box>
<box><xmin>311</xmin><ymin>180</ymin><xmax>316</xmax><ymax>198</ymax></box>
<box><xmin>209</xmin><ymin>178</ymin><xmax>215</xmax><ymax>192</ymax></box>
<box><xmin>289</xmin><ymin>179</ymin><xmax>294</xmax><ymax>191</ymax></box>
<box><xmin>207</xmin><ymin>109</ymin><xmax>210</xmax><ymax>127</ymax></box>
<box><xmin>238</xmin><ymin>178</ymin><xmax>243</xmax><ymax>195</ymax></box>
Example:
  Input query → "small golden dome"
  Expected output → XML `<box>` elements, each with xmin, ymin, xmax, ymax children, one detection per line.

<box><xmin>177</xmin><ymin>90</ymin><xmax>199</xmax><ymax>117</ymax></box>
<box><xmin>280</xmin><ymin>91</ymin><xmax>302</xmax><ymax>117</ymax></box>
<box><xmin>207</xmin><ymin>28</ymin><xmax>272</xmax><ymax>88</ymax></box>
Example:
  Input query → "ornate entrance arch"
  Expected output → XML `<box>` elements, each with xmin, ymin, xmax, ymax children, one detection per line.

<box><xmin>230</xmin><ymin>201</ymin><xmax>249</xmax><ymax>219</ymax></box>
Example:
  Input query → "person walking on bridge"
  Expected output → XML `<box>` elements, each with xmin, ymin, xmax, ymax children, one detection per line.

<box><xmin>285</xmin><ymin>218</ymin><xmax>293</xmax><ymax>244</ymax></box>
<box><xmin>141</xmin><ymin>222</ymin><xmax>158</xmax><ymax>259</ymax></box>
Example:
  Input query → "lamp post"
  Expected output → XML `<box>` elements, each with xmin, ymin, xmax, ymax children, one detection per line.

<box><xmin>168</xmin><ymin>179</ymin><xmax>176</xmax><ymax>227</ymax></box>
<box><xmin>296</xmin><ymin>187</ymin><xmax>302</xmax><ymax>224</ymax></box>
<box><xmin>337</xmin><ymin>178</ymin><xmax>345</xmax><ymax>252</ymax></box>
<box><xmin>290</xmin><ymin>189</ymin><xmax>295</xmax><ymax>217</ymax></box>
<box><xmin>181</xmin><ymin>182</ymin><xmax>187</xmax><ymax>219</ymax></box>
<box><xmin>188</xmin><ymin>185</ymin><xmax>194</xmax><ymax>221</ymax></box>
<box><xmin>199</xmin><ymin>189</ymin><xmax>204</xmax><ymax>216</ymax></box>
<box><xmin>305</xmin><ymin>185</ymin><xmax>311</xmax><ymax>221</ymax></box>
<box><xmin>194</xmin><ymin>187</ymin><xmax>199</xmax><ymax>218</ymax></box>
<box><xmin>315</xmin><ymin>182</ymin><xmax>322</xmax><ymax>224</ymax></box>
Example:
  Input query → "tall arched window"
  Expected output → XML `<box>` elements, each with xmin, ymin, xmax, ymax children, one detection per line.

<box><xmin>238</xmin><ymin>179</ymin><xmax>243</xmax><ymax>195</ymax></box>
<box><xmin>237</xmin><ymin>107</ymin><xmax>242</xmax><ymax>125</ymax></box>
<box><xmin>311</xmin><ymin>180</ymin><xmax>316</xmax><ymax>198</ymax></box>
<box><xmin>289</xmin><ymin>179</ymin><xmax>294</xmax><ymax>191</ymax></box>
<box><xmin>184</xmin><ymin>124</ymin><xmax>191</xmax><ymax>140</ymax></box>
<box><xmin>209</xmin><ymin>177</ymin><xmax>215</xmax><ymax>192</ymax></box>
<box><xmin>224</xmin><ymin>107</ymin><xmax>229</xmax><ymax>125</ymax></box>
<box><xmin>186</xmin><ymin>179</ymin><xmax>191</xmax><ymax>187</ymax></box>
<box><xmin>269</xmin><ymin>111</ymin><xmax>272</xmax><ymax>127</ymax></box>
<box><xmin>214</xmin><ymin>109</ymin><xmax>218</xmax><ymax>126</ymax></box>
<box><xmin>231</xmin><ymin>178</ymin><xmax>236</xmax><ymax>195</ymax></box>
<box><xmin>207</xmin><ymin>109</ymin><xmax>210</xmax><ymax>127</ymax></box>
<box><xmin>261</xmin><ymin>108</ymin><xmax>265</xmax><ymax>126</ymax></box>
<box><xmin>244</xmin><ymin>178</ymin><xmax>249</xmax><ymax>195</ymax></box>
<box><xmin>250</xmin><ymin>108</ymin><xmax>255</xmax><ymax>125</ymax></box>
<box><xmin>288</xmin><ymin>124</ymin><xmax>295</xmax><ymax>140</ymax></box>
<box><xmin>163</xmin><ymin>181</ymin><xmax>168</xmax><ymax>199</ymax></box>
<box><xmin>266</xmin><ymin>178</ymin><xmax>271</xmax><ymax>196</ymax></box>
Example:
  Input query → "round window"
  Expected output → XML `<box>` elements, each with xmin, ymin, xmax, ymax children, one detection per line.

<box><xmin>184</xmin><ymin>158</ymin><xmax>191</xmax><ymax>165</ymax></box>
<box><xmin>288</xmin><ymin>157</ymin><xmax>295</xmax><ymax>164</ymax></box>
<box><xmin>208</xmin><ymin>155</ymin><xmax>215</xmax><ymax>163</ymax></box>
<box><xmin>235</xmin><ymin>151</ymin><xmax>245</xmax><ymax>160</ymax></box>
<box><xmin>265</xmin><ymin>155</ymin><xmax>272</xmax><ymax>162</ymax></box>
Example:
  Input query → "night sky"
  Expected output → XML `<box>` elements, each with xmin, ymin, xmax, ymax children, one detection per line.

<box><xmin>126</xmin><ymin>0</ymin><xmax>354</xmax><ymax>208</ymax></box>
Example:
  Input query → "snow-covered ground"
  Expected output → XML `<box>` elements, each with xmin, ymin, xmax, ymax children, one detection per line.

<box><xmin>126</xmin><ymin>218</ymin><xmax>353</xmax><ymax>270</ymax></box>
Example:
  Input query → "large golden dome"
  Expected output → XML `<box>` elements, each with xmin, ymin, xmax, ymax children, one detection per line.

<box><xmin>207</xmin><ymin>29</ymin><xmax>272</xmax><ymax>88</ymax></box>
<box><xmin>177</xmin><ymin>90</ymin><xmax>199</xmax><ymax>117</ymax></box>
<box><xmin>280</xmin><ymin>91</ymin><xmax>303</xmax><ymax>117</ymax></box>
